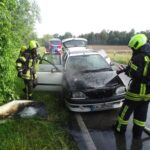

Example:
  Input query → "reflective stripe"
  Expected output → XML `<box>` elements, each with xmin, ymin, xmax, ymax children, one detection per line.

<box><xmin>116</xmin><ymin>116</ymin><xmax>128</xmax><ymax>132</ymax></box>
<box><xmin>143</xmin><ymin>56</ymin><xmax>150</xmax><ymax>77</ymax></box>
<box><xmin>125</xmin><ymin>91</ymin><xmax>150</xmax><ymax>101</ymax></box>
<box><xmin>116</xmin><ymin>105</ymin><xmax>128</xmax><ymax>131</ymax></box>
<box><xmin>126</xmin><ymin>91</ymin><xmax>143</xmax><ymax>97</ymax></box>
<box><xmin>22</xmin><ymin>70</ymin><xmax>31</xmax><ymax>80</ymax></box>
<box><xmin>16</xmin><ymin>63</ymin><xmax>22</xmax><ymax>67</ymax></box>
<box><xmin>125</xmin><ymin>95</ymin><xmax>142</xmax><ymax>101</ymax></box>
<box><xmin>133</xmin><ymin>119</ymin><xmax>145</xmax><ymax>127</ymax></box>
<box><xmin>29</xmin><ymin>59</ymin><xmax>33</xmax><ymax>68</ymax></box>
<box><xmin>121</xmin><ymin>105</ymin><xmax>128</xmax><ymax>119</ymax></box>
<box><xmin>22</xmin><ymin>70</ymin><xmax>37</xmax><ymax>80</ymax></box>
<box><xmin>140</xmin><ymin>83</ymin><xmax>146</xmax><ymax>96</ymax></box>
<box><xmin>144</xmin><ymin>56</ymin><xmax>149</xmax><ymax>62</ymax></box>
<box><xmin>129</xmin><ymin>62</ymin><xmax>138</xmax><ymax>71</ymax></box>
<box><xmin>22</xmin><ymin>75</ymin><xmax>30</xmax><ymax>80</ymax></box>
<box><xmin>117</xmin><ymin>116</ymin><xmax>128</xmax><ymax>125</ymax></box>
<box><xmin>19</xmin><ymin>56</ymin><xmax>26</xmax><ymax>62</ymax></box>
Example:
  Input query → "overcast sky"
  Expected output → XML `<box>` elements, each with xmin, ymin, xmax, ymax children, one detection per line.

<box><xmin>35</xmin><ymin>0</ymin><xmax>150</xmax><ymax>37</ymax></box>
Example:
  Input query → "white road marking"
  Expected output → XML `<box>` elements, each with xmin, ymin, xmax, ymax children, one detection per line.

<box><xmin>75</xmin><ymin>113</ymin><xmax>97</xmax><ymax>150</ymax></box>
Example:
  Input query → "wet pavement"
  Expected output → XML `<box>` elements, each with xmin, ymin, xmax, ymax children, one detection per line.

<box><xmin>68</xmin><ymin>73</ymin><xmax>150</xmax><ymax>150</ymax></box>
<box><xmin>69</xmin><ymin>107</ymin><xmax>150</xmax><ymax>150</ymax></box>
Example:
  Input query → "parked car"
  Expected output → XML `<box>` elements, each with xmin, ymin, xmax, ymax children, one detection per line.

<box><xmin>46</xmin><ymin>38</ymin><xmax>62</xmax><ymax>55</ymax></box>
<box><xmin>35</xmin><ymin>48</ymin><xmax>126</xmax><ymax>112</ymax></box>
<box><xmin>62</xmin><ymin>38</ymin><xmax>111</xmax><ymax>64</ymax></box>
<box><xmin>62</xmin><ymin>38</ymin><xmax>87</xmax><ymax>51</ymax></box>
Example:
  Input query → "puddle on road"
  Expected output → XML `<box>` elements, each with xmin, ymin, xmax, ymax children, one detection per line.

<box><xmin>68</xmin><ymin>108</ymin><xmax>150</xmax><ymax>150</ymax></box>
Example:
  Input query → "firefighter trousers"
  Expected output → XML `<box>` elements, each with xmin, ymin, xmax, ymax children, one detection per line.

<box><xmin>24</xmin><ymin>79</ymin><xmax>37</xmax><ymax>100</ymax></box>
<box><xmin>115</xmin><ymin>99</ymin><xmax>149</xmax><ymax>138</ymax></box>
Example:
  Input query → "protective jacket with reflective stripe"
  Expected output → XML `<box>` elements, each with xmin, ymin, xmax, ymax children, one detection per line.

<box><xmin>16</xmin><ymin>49</ymin><xmax>38</xmax><ymax>80</ymax></box>
<box><xmin>125</xmin><ymin>43</ymin><xmax>150</xmax><ymax>101</ymax></box>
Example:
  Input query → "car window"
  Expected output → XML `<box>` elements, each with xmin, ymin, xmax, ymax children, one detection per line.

<box><xmin>65</xmin><ymin>54</ymin><xmax>110</xmax><ymax>71</ymax></box>
<box><xmin>41</xmin><ymin>54</ymin><xmax>61</xmax><ymax>65</ymax></box>
<box><xmin>63</xmin><ymin>40</ymin><xmax>87</xmax><ymax>48</ymax></box>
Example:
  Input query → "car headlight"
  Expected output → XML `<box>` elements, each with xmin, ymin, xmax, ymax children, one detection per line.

<box><xmin>115</xmin><ymin>86</ymin><xmax>126</xmax><ymax>95</ymax></box>
<box><xmin>72</xmin><ymin>92</ymin><xmax>86</xmax><ymax>99</ymax></box>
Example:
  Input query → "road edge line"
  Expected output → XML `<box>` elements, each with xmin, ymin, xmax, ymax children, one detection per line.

<box><xmin>75</xmin><ymin>113</ymin><xmax>97</xmax><ymax>150</ymax></box>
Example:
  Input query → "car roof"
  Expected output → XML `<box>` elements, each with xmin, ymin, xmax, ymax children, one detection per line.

<box><xmin>62</xmin><ymin>38</ymin><xmax>87</xmax><ymax>43</ymax></box>
<box><xmin>50</xmin><ymin>38</ymin><xmax>61</xmax><ymax>41</ymax></box>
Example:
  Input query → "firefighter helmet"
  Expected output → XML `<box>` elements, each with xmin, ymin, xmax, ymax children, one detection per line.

<box><xmin>128</xmin><ymin>34</ymin><xmax>147</xmax><ymax>50</ymax></box>
<box><xmin>29</xmin><ymin>40</ymin><xmax>38</xmax><ymax>50</ymax></box>
<box><xmin>20</xmin><ymin>45</ymin><xmax>27</xmax><ymax>52</ymax></box>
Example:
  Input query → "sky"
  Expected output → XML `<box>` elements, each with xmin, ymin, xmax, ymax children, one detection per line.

<box><xmin>35</xmin><ymin>0</ymin><xmax>150</xmax><ymax>38</ymax></box>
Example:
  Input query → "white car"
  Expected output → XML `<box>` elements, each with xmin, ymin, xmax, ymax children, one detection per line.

<box><xmin>62</xmin><ymin>38</ymin><xmax>111</xmax><ymax>64</ymax></box>
<box><xmin>62</xmin><ymin>38</ymin><xmax>87</xmax><ymax>50</ymax></box>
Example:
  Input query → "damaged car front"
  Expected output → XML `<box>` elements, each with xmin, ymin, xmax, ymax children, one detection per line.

<box><xmin>63</xmin><ymin>51</ymin><xmax>126</xmax><ymax>112</ymax></box>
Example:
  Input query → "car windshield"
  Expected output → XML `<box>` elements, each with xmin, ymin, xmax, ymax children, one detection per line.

<box><xmin>63</xmin><ymin>40</ymin><xmax>87</xmax><ymax>48</ymax></box>
<box><xmin>66</xmin><ymin>54</ymin><xmax>110</xmax><ymax>72</ymax></box>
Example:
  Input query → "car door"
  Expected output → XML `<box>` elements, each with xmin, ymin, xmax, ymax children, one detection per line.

<box><xmin>35</xmin><ymin>54</ymin><xmax>63</xmax><ymax>92</ymax></box>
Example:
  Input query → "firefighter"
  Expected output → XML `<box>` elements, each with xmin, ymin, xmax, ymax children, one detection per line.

<box><xmin>114</xmin><ymin>34</ymin><xmax>150</xmax><ymax>139</ymax></box>
<box><xmin>16</xmin><ymin>40</ymin><xmax>39</xmax><ymax>100</ymax></box>
<box><xmin>16</xmin><ymin>45</ymin><xmax>27</xmax><ymax>77</ymax></box>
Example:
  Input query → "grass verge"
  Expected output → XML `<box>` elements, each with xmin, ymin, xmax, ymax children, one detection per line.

<box><xmin>0</xmin><ymin>86</ymin><xmax>78</xmax><ymax>150</ymax></box>
<box><xmin>108</xmin><ymin>52</ymin><xmax>132</xmax><ymax>64</ymax></box>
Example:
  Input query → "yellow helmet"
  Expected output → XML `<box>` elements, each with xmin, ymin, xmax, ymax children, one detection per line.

<box><xmin>29</xmin><ymin>40</ymin><xmax>38</xmax><ymax>50</ymax></box>
<box><xmin>128</xmin><ymin>34</ymin><xmax>147</xmax><ymax>50</ymax></box>
<box><xmin>20</xmin><ymin>45</ymin><xmax>27</xmax><ymax>52</ymax></box>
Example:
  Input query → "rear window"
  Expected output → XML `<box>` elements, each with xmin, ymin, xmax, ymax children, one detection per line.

<box><xmin>63</xmin><ymin>40</ymin><xmax>87</xmax><ymax>48</ymax></box>
<box><xmin>50</xmin><ymin>39</ymin><xmax>62</xmax><ymax>45</ymax></box>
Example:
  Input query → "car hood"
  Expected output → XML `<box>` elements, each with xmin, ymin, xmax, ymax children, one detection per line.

<box><xmin>65</xmin><ymin>70</ymin><xmax>123</xmax><ymax>90</ymax></box>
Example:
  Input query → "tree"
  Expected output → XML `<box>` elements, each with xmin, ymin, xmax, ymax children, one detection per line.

<box><xmin>0</xmin><ymin>0</ymin><xmax>40</xmax><ymax>102</ymax></box>
<box><xmin>38</xmin><ymin>34</ymin><xmax>53</xmax><ymax>47</ymax></box>
<box><xmin>99</xmin><ymin>30</ymin><xmax>109</xmax><ymax>44</ymax></box>
<box><xmin>62</xmin><ymin>32</ymin><xmax>73</xmax><ymax>39</ymax></box>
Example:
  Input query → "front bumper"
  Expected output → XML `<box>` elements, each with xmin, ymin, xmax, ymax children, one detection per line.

<box><xmin>65</xmin><ymin>99</ymin><xmax>124</xmax><ymax>112</ymax></box>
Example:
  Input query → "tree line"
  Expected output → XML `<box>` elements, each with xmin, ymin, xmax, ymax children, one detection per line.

<box><xmin>39</xmin><ymin>30</ymin><xmax>150</xmax><ymax>47</ymax></box>
<box><xmin>78</xmin><ymin>30</ymin><xmax>150</xmax><ymax>45</ymax></box>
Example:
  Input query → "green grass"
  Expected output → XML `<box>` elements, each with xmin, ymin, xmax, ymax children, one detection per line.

<box><xmin>0</xmin><ymin>86</ymin><xmax>78</xmax><ymax>150</ymax></box>
<box><xmin>108</xmin><ymin>52</ymin><xmax>132</xmax><ymax>64</ymax></box>
<box><xmin>0</xmin><ymin>119</ymin><xmax>74</xmax><ymax>150</ymax></box>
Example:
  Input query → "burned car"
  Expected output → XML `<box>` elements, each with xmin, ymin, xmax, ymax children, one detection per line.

<box><xmin>62</xmin><ymin>49</ymin><xmax>125</xmax><ymax>112</ymax></box>
<box><xmin>36</xmin><ymin>48</ymin><xmax>126</xmax><ymax>112</ymax></box>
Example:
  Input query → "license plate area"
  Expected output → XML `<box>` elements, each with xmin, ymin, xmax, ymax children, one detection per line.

<box><xmin>91</xmin><ymin>102</ymin><xmax>122</xmax><ymax>111</ymax></box>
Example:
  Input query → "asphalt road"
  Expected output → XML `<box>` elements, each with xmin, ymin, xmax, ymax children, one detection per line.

<box><xmin>69</xmin><ymin>73</ymin><xmax>150</xmax><ymax>150</ymax></box>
